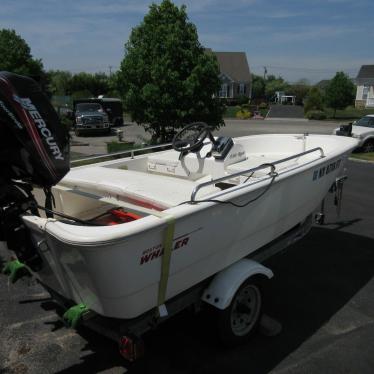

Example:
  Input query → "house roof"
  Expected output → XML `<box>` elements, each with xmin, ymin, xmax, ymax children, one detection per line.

<box><xmin>356</xmin><ymin>65</ymin><xmax>374</xmax><ymax>84</ymax></box>
<box><xmin>211</xmin><ymin>51</ymin><xmax>251</xmax><ymax>83</ymax></box>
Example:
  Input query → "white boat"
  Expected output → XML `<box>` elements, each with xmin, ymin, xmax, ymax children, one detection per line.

<box><xmin>21</xmin><ymin>125</ymin><xmax>357</xmax><ymax>320</ymax></box>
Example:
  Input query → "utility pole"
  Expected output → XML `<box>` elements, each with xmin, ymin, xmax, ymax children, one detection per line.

<box><xmin>263</xmin><ymin>66</ymin><xmax>267</xmax><ymax>80</ymax></box>
<box><xmin>109</xmin><ymin>65</ymin><xmax>113</xmax><ymax>77</ymax></box>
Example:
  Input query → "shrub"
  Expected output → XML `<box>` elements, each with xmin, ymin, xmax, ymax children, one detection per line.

<box><xmin>237</xmin><ymin>95</ymin><xmax>249</xmax><ymax>105</ymax></box>
<box><xmin>304</xmin><ymin>87</ymin><xmax>323</xmax><ymax>113</ymax></box>
<box><xmin>224</xmin><ymin>105</ymin><xmax>240</xmax><ymax>118</ymax></box>
<box><xmin>236</xmin><ymin>110</ymin><xmax>251</xmax><ymax>119</ymax></box>
<box><xmin>60</xmin><ymin>113</ymin><xmax>74</xmax><ymax>131</ymax></box>
<box><xmin>260</xmin><ymin>108</ymin><xmax>268</xmax><ymax>117</ymax></box>
<box><xmin>305</xmin><ymin>110</ymin><xmax>327</xmax><ymax>120</ymax></box>
<box><xmin>259</xmin><ymin>102</ymin><xmax>268</xmax><ymax>109</ymax></box>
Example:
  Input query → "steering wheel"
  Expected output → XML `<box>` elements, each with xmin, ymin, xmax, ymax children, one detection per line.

<box><xmin>172</xmin><ymin>122</ymin><xmax>213</xmax><ymax>153</ymax></box>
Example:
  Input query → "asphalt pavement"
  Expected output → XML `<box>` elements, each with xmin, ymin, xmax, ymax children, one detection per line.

<box><xmin>70</xmin><ymin>119</ymin><xmax>342</xmax><ymax>157</ymax></box>
<box><xmin>1</xmin><ymin>123</ymin><xmax>374</xmax><ymax>373</ymax></box>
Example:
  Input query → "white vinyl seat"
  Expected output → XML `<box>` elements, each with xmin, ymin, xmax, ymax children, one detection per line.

<box><xmin>60</xmin><ymin>166</ymin><xmax>219</xmax><ymax>209</ymax></box>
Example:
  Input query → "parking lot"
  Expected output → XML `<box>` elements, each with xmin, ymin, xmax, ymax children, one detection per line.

<box><xmin>71</xmin><ymin>119</ymin><xmax>341</xmax><ymax>157</ymax></box>
<box><xmin>1</xmin><ymin>121</ymin><xmax>374</xmax><ymax>374</ymax></box>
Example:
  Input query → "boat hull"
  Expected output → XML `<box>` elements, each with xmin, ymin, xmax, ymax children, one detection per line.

<box><xmin>23</xmin><ymin>149</ymin><xmax>352</xmax><ymax>319</ymax></box>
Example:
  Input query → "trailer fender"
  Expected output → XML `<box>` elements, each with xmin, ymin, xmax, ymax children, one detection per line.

<box><xmin>201</xmin><ymin>259</ymin><xmax>273</xmax><ymax>310</ymax></box>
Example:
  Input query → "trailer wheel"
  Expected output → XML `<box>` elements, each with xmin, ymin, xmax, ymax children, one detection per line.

<box><xmin>216</xmin><ymin>278</ymin><xmax>262</xmax><ymax>346</ymax></box>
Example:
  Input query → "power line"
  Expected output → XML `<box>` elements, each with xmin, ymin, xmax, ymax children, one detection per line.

<box><xmin>252</xmin><ymin>64</ymin><xmax>358</xmax><ymax>73</ymax></box>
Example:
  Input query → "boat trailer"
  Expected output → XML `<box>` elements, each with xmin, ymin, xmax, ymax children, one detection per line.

<box><xmin>32</xmin><ymin>213</ymin><xmax>314</xmax><ymax>362</ymax></box>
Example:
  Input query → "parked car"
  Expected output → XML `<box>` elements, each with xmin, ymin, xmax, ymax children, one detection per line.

<box><xmin>74</xmin><ymin>102</ymin><xmax>111</xmax><ymax>136</ymax></box>
<box><xmin>334</xmin><ymin>115</ymin><xmax>374</xmax><ymax>153</ymax></box>
<box><xmin>73</xmin><ymin>98</ymin><xmax>124</xmax><ymax>127</ymax></box>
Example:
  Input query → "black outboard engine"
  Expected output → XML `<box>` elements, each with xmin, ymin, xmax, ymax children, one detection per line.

<box><xmin>0</xmin><ymin>71</ymin><xmax>70</xmax><ymax>269</ymax></box>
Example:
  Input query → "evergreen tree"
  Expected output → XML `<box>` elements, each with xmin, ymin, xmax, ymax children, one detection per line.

<box><xmin>325</xmin><ymin>72</ymin><xmax>355</xmax><ymax>118</ymax></box>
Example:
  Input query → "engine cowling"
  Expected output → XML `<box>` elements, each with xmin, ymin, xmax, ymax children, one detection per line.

<box><xmin>0</xmin><ymin>71</ymin><xmax>70</xmax><ymax>187</ymax></box>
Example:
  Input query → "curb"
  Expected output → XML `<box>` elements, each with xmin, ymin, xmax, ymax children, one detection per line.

<box><xmin>348</xmin><ymin>157</ymin><xmax>374</xmax><ymax>164</ymax></box>
<box><xmin>265</xmin><ymin>117</ymin><xmax>309</xmax><ymax>122</ymax></box>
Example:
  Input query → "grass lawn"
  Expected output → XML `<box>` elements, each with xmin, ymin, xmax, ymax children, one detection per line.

<box><xmin>106</xmin><ymin>141</ymin><xmax>136</xmax><ymax>153</ymax></box>
<box><xmin>350</xmin><ymin>152</ymin><xmax>374</xmax><ymax>162</ymax></box>
<box><xmin>325</xmin><ymin>107</ymin><xmax>374</xmax><ymax>120</ymax></box>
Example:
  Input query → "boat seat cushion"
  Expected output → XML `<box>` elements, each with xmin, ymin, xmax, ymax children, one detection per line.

<box><xmin>60</xmin><ymin>166</ymin><xmax>218</xmax><ymax>210</ymax></box>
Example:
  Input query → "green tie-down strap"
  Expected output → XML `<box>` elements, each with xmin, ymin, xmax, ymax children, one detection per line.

<box><xmin>2</xmin><ymin>259</ymin><xmax>29</xmax><ymax>283</ymax></box>
<box><xmin>157</xmin><ymin>215</ymin><xmax>176</xmax><ymax>317</ymax></box>
<box><xmin>63</xmin><ymin>303</ymin><xmax>89</xmax><ymax>328</ymax></box>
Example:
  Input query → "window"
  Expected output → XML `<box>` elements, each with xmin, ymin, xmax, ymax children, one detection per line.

<box><xmin>219</xmin><ymin>83</ymin><xmax>228</xmax><ymax>98</ymax></box>
<box><xmin>239</xmin><ymin>83</ymin><xmax>245</xmax><ymax>95</ymax></box>
<box><xmin>363</xmin><ymin>85</ymin><xmax>369</xmax><ymax>100</ymax></box>
<box><xmin>356</xmin><ymin>116</ymin><xmax>374</xmax><ymax>128</ymax></box>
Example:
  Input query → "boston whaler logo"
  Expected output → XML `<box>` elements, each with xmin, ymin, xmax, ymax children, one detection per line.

<box><xmin>140</xmin><ymin>235</ymin><xmax>190</xmax><ymax>265</ymax></box>
<box><xmin>312</xmin><ymin>159</ymin><xmax>341</xmax><ymax>181</ymax></box>
<box><xmin>139</xmin><ymin>227</ymin><xmax>202</xmax><ymax>265</ymax></box>
<box><xmin>13</xmin><ymin>95</ymin><xmax>64</xmax><ymax>160</ymax></box>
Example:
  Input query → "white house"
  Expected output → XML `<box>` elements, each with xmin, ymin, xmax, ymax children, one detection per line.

<box><xmin>355</xmin><ymin>65</ymin><xmax>374</xmax><ymax>108</ymax></box>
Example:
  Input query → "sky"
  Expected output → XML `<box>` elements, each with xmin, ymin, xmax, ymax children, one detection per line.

<box><xmin>1</xmin><ymin>0</ymin><xmax>373</xmax><ymax>83</ymax></box>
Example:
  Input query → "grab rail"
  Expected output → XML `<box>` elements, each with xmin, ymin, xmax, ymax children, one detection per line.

<box><xmin>70</xmin><ymin>142</ymin><xmax>172</xmax><ymax>166</ymax></box>
<box><xmin>190</xmin><ymin>147</ymin><xmax>325</xmax><ymax>201</ymax></box>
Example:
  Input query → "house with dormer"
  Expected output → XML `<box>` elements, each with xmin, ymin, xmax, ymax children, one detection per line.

<box><xmin>206</xmin><ymin>50</ymin><xmax>251</xmax><ymax>101</ymax></box>
<box><xmin>355</xmin><ymin>65</ymin><xmax>374</xmax><ymax>108</ymax></box>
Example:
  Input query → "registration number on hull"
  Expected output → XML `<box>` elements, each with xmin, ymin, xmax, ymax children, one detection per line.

<box><xmin>313</xmin><ymin>159</ymin><xmax>341</xmax><ymax>181</ymax></box>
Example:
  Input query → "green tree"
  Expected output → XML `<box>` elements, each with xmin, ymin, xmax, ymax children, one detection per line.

<box><xmin>118</xmin><ymin>0</ymin><xmax>224</xmax><ymax>143</ymax></box>
<box><xmin>251</xmin><ymin>74</ymin><xmax>266</xmax><ymax>102</ymax></box>
<box><xmin>107</xmin><ymin>71</ymin><xmax>122</xmax><ymax>98</ymax></box>
<box><xmin>265</xmin><ymin>76</ymin><xmax>288</xmax><ymax>101</ymax></box>
<box><xmin>47</xmin><ymin>70</ymin><xmax>73</xmax><ymax>95</ymax></box>
<box><xmin>0</xmin><ymin>29</ymin><xmax>44</xmax><ymax>78</ymax></box>
<box><xmin>325</xmin><ymin>72</ymin><xmax>355</xmax><ymax>118</ymax></box>
<box><xmin>304</xmin><ymin>87</ymin><xmax>323</xmax><ymax>113</ymax></box>
<box><xmin>71</xmin><ymin>89</ymin><xmax>94</xmax><ymax>100</ymax></box>
<box><xmin>288</xmin><ymin>79</ymin><xmax>311</xmax><ymax>105</ymax></box>
<box><xmin>68</xmin><ymin>72</ymin><xmax>109</xmax><ymax>97</ymax></box>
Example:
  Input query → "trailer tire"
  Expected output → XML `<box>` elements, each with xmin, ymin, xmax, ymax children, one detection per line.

<box><xmin>215</xmin><ymin>277</ymin><xmax>262</xmax><ymax>346</ymax></box>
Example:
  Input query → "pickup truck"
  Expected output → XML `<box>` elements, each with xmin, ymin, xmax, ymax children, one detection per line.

<box><xmin>74</xmin><ymin>102</ymin><xmax>110</xmax><ymax>136</ymax></box>
<box><xmin>334</xmin><ymin>114</ymin><xmax>374</xmax><ymax>153</ymax></box>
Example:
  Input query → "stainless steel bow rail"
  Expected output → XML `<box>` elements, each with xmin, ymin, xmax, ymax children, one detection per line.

<box><xmin>191</xmin><ymin>147</ymin><xmax>325</xmax><ymax>201</ymax></box>
<box><xmin>70</xmin><ymin>142</ymin><xmax>173</xmax><ymax>166</ymax></box>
